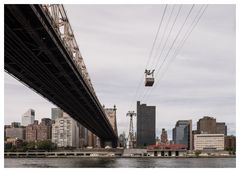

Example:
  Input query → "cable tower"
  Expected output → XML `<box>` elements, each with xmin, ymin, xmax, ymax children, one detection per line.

<box><xmin>126</xmin><ymin>111</ymin><xmax>136</xmax><ymax>148</ymax></box>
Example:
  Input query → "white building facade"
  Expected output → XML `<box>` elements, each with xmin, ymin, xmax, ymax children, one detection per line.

<box><xmin>21</xmin><ymin>109</ymin><xmax>35</xmax><ymax>126</ymax></box>
<box><xmin>52</xmin><ymin>113</ymin><xmax>79</xmax><ymax>148</ymax></box>
<box><xmin>194</xmin><ymin>134</ymin><xmax>224</xmax><ymax>151</ymax></box>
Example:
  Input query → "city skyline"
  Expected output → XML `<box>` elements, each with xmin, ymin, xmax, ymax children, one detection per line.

<box><xmin>4</xmin><ymin>106</ymin><xmax>234</xmax><ymax>140</ymax></box>
<box><xmin>4</xmin><ymin>4</ymin><xmax>236</xmax><ymax>138</ymax></box>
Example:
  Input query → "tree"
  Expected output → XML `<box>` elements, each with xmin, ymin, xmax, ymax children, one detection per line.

<box><xmin>17</xmin><ymin>141</ymin><xmax>28</xmax><ymax>152</ymax></box>
<box><xmin>36</xmin><ymin>140</ymin><xmax>56</xmax><ymax>151</ymax></box>
<box><xmin>10</xmin><ymin>145</ymin><xmax>16</xmax><ymax>152</ymax></box>
<box><xmin>27</xmin><ymin>141</ymin><xmax>36</xmax><ymax>150</ymax></box>
<box><xmin>4</xmin><ymin>142</ymin><xmax>12</xmax><ymax>152</ymax></box>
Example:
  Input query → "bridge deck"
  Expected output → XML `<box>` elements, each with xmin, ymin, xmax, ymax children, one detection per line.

<box><xmin>4</xmin><ymin>5</ymin><xmax>117</xmax><ymax>145</ymax></box>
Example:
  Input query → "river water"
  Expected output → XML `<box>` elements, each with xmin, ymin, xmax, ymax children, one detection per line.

<box><xmin>4</xmin><ymin>157</ymin><xmax>236</xmax><ymax>168</ymax></box>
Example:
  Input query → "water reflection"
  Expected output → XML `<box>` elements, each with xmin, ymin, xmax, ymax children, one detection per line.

<box><xmin>5</xmin><ymin>157</ymin><xmax>236</xmax><ymax>168</ymax></box>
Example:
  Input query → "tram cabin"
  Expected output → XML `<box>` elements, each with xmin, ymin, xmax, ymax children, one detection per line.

<box><xmin>145</xmin><ymin>69</ymin><xmax>155</xmax><ymax>87</ymax></box>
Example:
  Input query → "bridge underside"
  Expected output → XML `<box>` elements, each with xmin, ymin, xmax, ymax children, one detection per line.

<box><xmin>4</xmin><ymin>5</ymin><xmax>117</xmax><ymax>147</ymax></box>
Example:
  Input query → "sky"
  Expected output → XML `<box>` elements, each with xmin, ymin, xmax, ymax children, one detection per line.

<box><xmin>4</xmin><ymin>4</ymin><xmax>236</xmax><ymax>139</ymax></box>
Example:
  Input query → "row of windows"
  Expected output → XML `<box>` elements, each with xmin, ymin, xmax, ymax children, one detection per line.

<box><xmin>195</xmin><ymin>135</ymin><xmax>224</xmax><ymax>138</ymax></box>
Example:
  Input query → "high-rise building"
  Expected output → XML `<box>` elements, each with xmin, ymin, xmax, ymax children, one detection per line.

<box><xmin>52</xmin><ymin>113</ymin><xmax>79</xmax><ymax>148</ymax></box>
<box><xmin>194</xmin><ymin>134</ymin><xmax>224</xmax><ymax>151</ymax></box>
<box><xmin>26</xmin><ymin>122</ymin><xmax>38</xmax><ymax>142</ymax></box>
<box><xmin>172</xmin><ymin>120</ymin><xmax>192</xmax><ymax>150</ymax></box>
<box><xmin>216</xmin><ymin>122</ymin><xmax>227</xmax><ymax>135</ymax></box>
<box><xmin>96</xmin><ymin>137</ymin><xmax>101</xmax><ymax>148</ymax></box>
<box><xmin>104</xmin><ymin>105</ymin><xmax>118</xmax><ymax>135</ymax></box>
<box><xmin>78</xmin><ymin>124</ymin><xmax>87</xmax><ymax>148</ymax></box>
<box><xmin>84</xmin><ymin>126</ymin><xmax>88</xmax><ymax>146</ymax></box>
<box><xmin>38</xmin><ymin>118</ymin><xmax>52</xmax><ymax>141</ymax></box>
<box><xmin>22</xmin><ymin>109</ymin><xmax>35</xmax><ymax>126</ymax></box>
<box><xmin>92</xmin><ymin>134</ymin><xmax>98</xmax><ymax>148</ymax></box>
<box><xmin>26</xmin><ymin>118</ymin><xmax>52</xmax><ymax>142</ymax></box>
<box><xmin>6</xmin><ymin>127</ymin><xmax>26</xmax><ymax>140</ymax></box>
<box><xmin>172</xmin><ymin>128</ymin><xmax>176</xmax><ymax>144</ymax></box>
<box><xmin>197</xmin><ymin>116</ymin><xmax>228</xmax><ymax>135</ymax></box>
<box><xmin>160</xmin><ymin>128</ymin><xmax>168</xmax><ymax>144</ymax></box>
<box><xmin>11</xmin><ymin>122</ymin><xmax>21</xmax><ymax>128</ymax></box>
<box><xmin>224</xmin><ymin>135</ymin><xmax>236</xmax><ymax>151</ymax></box>
<box><xmin>87</xmin><ymin>130</ymin><xmax>97</xmax><ymax>147</ymax></box>
<box><xmin>51</xmin><ymin>108</ymin><xmax>63</xmax><ymax>121</ymax></box>
<box><xmin>197</xmin><ymin>116</ymin><xmax>216</xmax><ymax>134</ymax></box>
<box><xmin>87</xmin><ymin>130</ymin><xmax>93</xmax><ymax>147</ymax></box>
<box><xmin>41</xmin><ymin>118</ymin><xmax>52</xmax><ymax>126</ymax></box>
<box><xmin>136</xmin><ymin>101</ymin><xmax>156</xmax><ymax>147</ymax></box>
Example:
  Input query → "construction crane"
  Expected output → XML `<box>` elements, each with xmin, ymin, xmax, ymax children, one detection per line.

<box><xmin>126</xmin><ymin>111</ymin><xmax>136</xmax><ymax>148</ymax></box>
<box><xmin>145</xmin><ymin>69</ymin><xmax>155</xmax><ymax>87</ymax></box>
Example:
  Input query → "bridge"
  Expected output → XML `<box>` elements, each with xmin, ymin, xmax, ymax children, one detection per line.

<box><xmin>4</xmin><ymin>4</ymin><xmax>118</xmax><ymax>147</ymax></box>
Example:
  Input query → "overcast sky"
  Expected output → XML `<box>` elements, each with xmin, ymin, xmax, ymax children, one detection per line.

<box><xmin>4</xmin><ymin>4</ymin><xmax>236</xmax><ymax>139</ymax></box>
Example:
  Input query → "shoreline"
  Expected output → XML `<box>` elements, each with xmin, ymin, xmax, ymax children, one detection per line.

<box><xmin>4</xmin><ymin>154</ymin><xmax>236</xmax><ymax>159</ymax></box>
<box><xmin>5</xmin><ymin>150</ymin><xmax>236</xmax><ymax>159</ymax></box>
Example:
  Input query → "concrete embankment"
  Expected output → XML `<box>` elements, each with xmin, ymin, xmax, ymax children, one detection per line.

<box><xmin>4</xmin><ymin>151</ymin><xmax>122</xmax><ymax>158</ymax></box>
<box><xmin>4</xmin><ymin>149</ymin><xmax>235</xmax><ymax>158</ymax></box>
<box><xmin>4</xmin><ymin>152</ymin><xmax>235</xmax><ymax>158</ymax></box>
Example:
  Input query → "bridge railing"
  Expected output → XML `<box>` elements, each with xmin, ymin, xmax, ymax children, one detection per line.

<box><xmin>40</xmin><ymin>4</ymin><xmax>95</xmax><ymax>94</ymax></box>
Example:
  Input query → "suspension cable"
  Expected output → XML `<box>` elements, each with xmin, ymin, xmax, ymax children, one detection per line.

<box><xmin>130</xmin><ymin>5</ymin><xmax>168</xmax><ymax>107</ymax></box>
<box><xmin>144</xmin><ymin>5</ymin><xmax>208</xmax><ymax>102</ymax></box>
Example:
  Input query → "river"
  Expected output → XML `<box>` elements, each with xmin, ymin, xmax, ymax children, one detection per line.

<box><xmin>4</xmin><ymin>157</ymin><xmax>236</xmax><ymax>168</ymax></box>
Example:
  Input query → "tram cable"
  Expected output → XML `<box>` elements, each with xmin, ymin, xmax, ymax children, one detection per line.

<box><xmin>130</xmin><ymin>5</ymin><xmax>168</xmax><ymax>107</ymax></box>
<box><xmin>141</xmin><ymin>4</ymin><xmax>195</xmax><ymax>100</ymax></box>
<box><xmin>143</xmin><ymin>5</ymin><xmax>208</xmax><ymax>102</ymax></box>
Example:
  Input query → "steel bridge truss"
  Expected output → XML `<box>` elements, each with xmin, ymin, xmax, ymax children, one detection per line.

<box><xmin>41</xmin><ymin>4</ymin><xmax>95</xmax><ymax>94</ymax></box>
